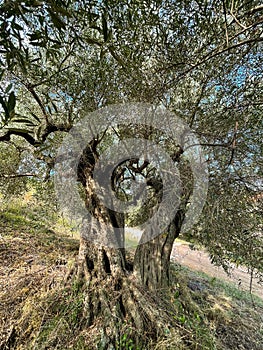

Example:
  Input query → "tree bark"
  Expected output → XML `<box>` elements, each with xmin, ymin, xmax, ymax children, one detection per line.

<box><xmin>70</xmin><ymin>230</ymin><xmax>176</xmax><ymax>349</ymax></box>
<box><xmin>133</xmin><ymin>210</ymin><xmax>184</xmax><ymax>290</ymax></box>
<box><xmin>70</xmin><ymin>141</ymin><xmax>182</xmax><ymax>348</ymax></box>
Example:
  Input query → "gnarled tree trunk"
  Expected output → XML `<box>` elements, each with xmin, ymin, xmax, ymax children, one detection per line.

<box><xmin>74</xmin><ymin>236</ymin><xmax>176</xmax><ymax>349</ymax></box>
<box><xmin>67</xmin><ymin>143</ymin><xmax>180</xmax><ymax>349</ymax></box>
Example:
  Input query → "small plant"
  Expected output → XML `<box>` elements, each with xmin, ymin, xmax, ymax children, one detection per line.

<box><xmin>116</xmin><ymin>330</ymin><xmax>142</xmax><ymax>350</ymax></box>
<box><xmin>119</xmin><ymin>334</ymin><xmax>135</xmax><ymax>350</ymax></box>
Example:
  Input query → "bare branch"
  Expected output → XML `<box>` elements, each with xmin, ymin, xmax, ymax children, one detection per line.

<box><xmin>0</xmin><ymin>173</ymin><xmax>38</xmax><ymax>178</ymax></box>
<box><xmin>222</xmin><ymin>0</ymin><xmax>229</xmax><ymax>46</ymax></box>
<box><xmin>30</xmin><ymin>66</ymin><xmax>70</xmax><ymax>89</ymax></box>
<box><xmin>25</xmin><ymin>84</ymin><xmax>50</xmax><ymax>124</ymax></box>
<box><xmin>0</xmin><ymin>130</ymin><xmax>39</xmax><ymax>146</ymax></box>
<box><xmin>228</xmin><ymin>121</ymin><xmax>239</xmax><ymax>166</ymax></box>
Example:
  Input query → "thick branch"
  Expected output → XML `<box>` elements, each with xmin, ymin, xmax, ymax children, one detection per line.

<box><xmin>0</xmin><ymin>123</ymin><xmax>72</xmax><ymax>146</ymax></box>
<box><xmin>41</xmin><ymin>123</ymin><xmax>72</xmax><ymax>142</ymax></box>
<box><xmin>0</xmin><ymin>130</ymin><xmax>39</xmax><ymax>145</ymax></box>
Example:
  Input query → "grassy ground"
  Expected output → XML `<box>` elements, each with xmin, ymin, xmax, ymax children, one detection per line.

<box><xmin>0</xmin><ymin>199</ymin><xmax>262</xmax><ymax>349</ymax></box>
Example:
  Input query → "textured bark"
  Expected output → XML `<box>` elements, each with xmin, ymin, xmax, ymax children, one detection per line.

<box><xmin>70</xmin><ymin>198</ymin><xmax>184</xmax><ymax>348</ymax></box>
<box><xmin>69</xmin><ymin>206</ymin><xmax>176</xmax><ymax>347</ymax></box>
<box><xmin>71</xmin><ymin>236</ymin><xmax>176</xmax><ymax>349</ymax></box>
<box><xmin>133</xmin><ymin>210</ymin><xmax>184</xmax><ymax>289</ymax></box>
<box><xmin>70</xmin><ymin>139</ymin><xmax>182</xmax><ymax>348</ymax></box>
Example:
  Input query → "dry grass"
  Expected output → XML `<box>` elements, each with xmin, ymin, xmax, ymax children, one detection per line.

<box><xmin>0</xmin><ymin>200</ymin><xmax>79</xmax><ymax>349</ymax></box>
<box><xmin>0</xmin><ymin>199</ymin><xmax>262</xmax><ymax>349</ymax></box>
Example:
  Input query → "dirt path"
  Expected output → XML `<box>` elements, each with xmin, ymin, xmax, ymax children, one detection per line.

<box><xmin>171</xmin><ymin>242</ymin><xmax>263</xmax><ymax>299</ymax></box>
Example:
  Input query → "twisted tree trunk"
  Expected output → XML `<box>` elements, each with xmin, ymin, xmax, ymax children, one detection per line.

<box><xmin>67</xmin><ymin>144</ymin><xmax>180</xmax><ymax>349</ymax></box>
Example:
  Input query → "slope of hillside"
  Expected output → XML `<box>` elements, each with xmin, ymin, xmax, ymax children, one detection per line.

<box><xmin>0</xmin><ymin>202</ymin><xmax>262</xmax><ymax>349</ymax></box>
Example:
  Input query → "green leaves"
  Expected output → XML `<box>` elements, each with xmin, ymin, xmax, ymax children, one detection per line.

<box><xmin>101</xmin><ymin>13</ymin><xmax>113</xmax><ymax>43</ymax></box>
<box><xmin>5</xmin><ymin>84</ymin><xmax>13</xmax><ymax>94</ymax></box>
<box><xmin>29</xmin><ymin>31</ymin><xmax>43</xmax><ymax>42</ymax></box>
<box><xmin>30</xmin><ymin>113</ymin><xmax>41</xmax><ymax>123</ymax></box>
<box><xmin>49</xmin><ymin>11</ymin><xmax>66</xmax><ymax>30</ymax></box>
<box><xmin>11</xmin><ymin>118</ymin><xmax>37</xmax><ymax>127</ymax></box>
<box><xmin>6</xmin><ymin>127</ymin><xmax>33</xmax><ymax>134</ymax></box>
<box><xmin>102</xmin><ymin>13</ymin><xmax>109</xmax><ymax>42</ymax></box>
<box><xmin>12</xmin><ymin>22</ymin><xmax>24</xmax><ymax>31</ymax></box>
<box><xmin>0</xmin><ymin>90</ymin><xmax>16</xmax><ymax>124</ymax></box>
<box><xmin>46</xmin><ymin>1</ymin><xmax>73</xmax><ymax>31</ymax></box>
<box><xmin>7</xmin><ymin>91</ymin><xmax>16</xmax><ymax>112</ymax></box>
<box><xmin>0</xmin><ymin>87</ymin><xmax>41</xmax><ymax>129</ymax></box>
<box><xmin>0</xmin><ymin>0</ymin><xmax>71</xmax><ymax>74</ymax></box>
<box><xmin>0</xmin><ymin>95</ymin><xmax>9</xmax><ymax>118</ymax></box>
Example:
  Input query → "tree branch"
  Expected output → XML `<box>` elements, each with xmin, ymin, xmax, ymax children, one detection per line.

<box><xmin>189</xmin><ymin>78</ymin><xmax>209</xmax><ymax>128</ymax></box>
<box><xmin>228</xmin><ymin>121</ymin><xmax>239</xmax><ymax>166</ymax></box>
<box><xmin>222</xmin><ymin>0</ymin><xmax>229</xmax><ymax>46</ymax></box>
<box><xmin>25</xmin><ymin>84</ymin><xmax>50</xmax><ymax>124</ymax></box>
<box><xmin>164</xmin><ymin>24</ymin><xmax>263</xmax><ymax>78</ymax></box>
<box><xmin>40</xmin><ymin>123</ymin><xmax>73</xmax><ymax>142</ymax></box>
<box><xmin>0</xmin><ymin>130</ymin><xmax>39</xmax><ymax>145</ymax></box>
<box><xmin>0</xmin><ymin>123</ymin><xmax>72</xmax><ymax>146</ymax></box>
<box><xmin>239</xmin><ymin>4</ymin><xmax>263</xmax><ymax>17</ymax></box>
<box><xmin>30</xmin><ymin>65</ymin><xmax>70</xmax><ymax>89</ymax></box>
<box><xmin>0</xmin><ymin>173</ymin><xmax>38</xmax><ymax>178</ymax></box>
<box><xmin>186</xmin><ymin>36</ymin><xmax>263</xmax><ymax>74</ymax></box>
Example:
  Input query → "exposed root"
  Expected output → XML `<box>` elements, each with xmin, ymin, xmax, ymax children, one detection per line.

<box><xmin>73</xmin><ymin>271</ymin><xmax>176</xmax><ymax>349</ymax></box>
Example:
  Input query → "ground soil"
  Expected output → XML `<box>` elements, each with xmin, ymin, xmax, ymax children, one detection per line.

<box><xmin>171</xmin><ymin>241</ymin><xmax>262</xmax><ymax>299</ymax></box>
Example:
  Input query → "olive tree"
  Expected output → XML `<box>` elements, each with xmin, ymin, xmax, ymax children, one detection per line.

<box><xmin>0</xmin><ymin>0</ymin><xmax>262</xmax><ymax>347</ymax></box>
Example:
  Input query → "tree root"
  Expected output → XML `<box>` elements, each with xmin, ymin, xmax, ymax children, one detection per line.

<box><xmin>72</xmin><ymin>271</ymin><xmax>177</xmax><ymax>349</ymax></box>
